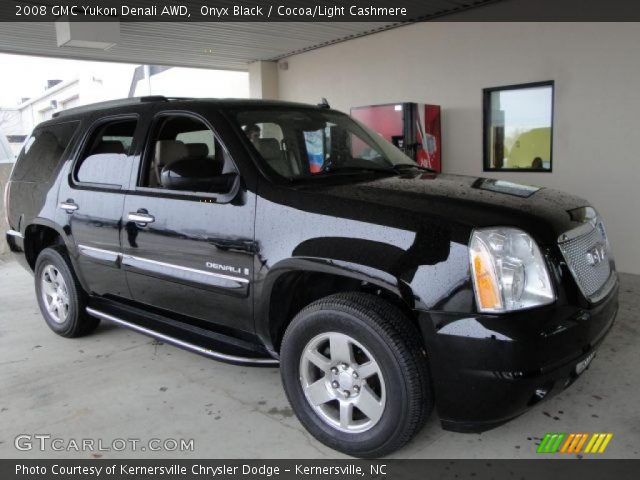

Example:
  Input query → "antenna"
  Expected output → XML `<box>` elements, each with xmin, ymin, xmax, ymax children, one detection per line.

<box><xmin>318</xmin><ymin>98</ymin><xmax>330</xmax><ymax>109</ymax></box>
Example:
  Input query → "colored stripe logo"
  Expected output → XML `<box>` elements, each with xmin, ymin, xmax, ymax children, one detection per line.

<box><xmin>537</xmin><ymin>433</ymin><xmax>613</xmax><ymax>454</ymax></box>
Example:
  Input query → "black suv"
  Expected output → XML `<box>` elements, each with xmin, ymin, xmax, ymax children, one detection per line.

<box><xmin>5</xmin><ymin>97</ymin><xmax>618</xmax><ymax>457</ymax></box>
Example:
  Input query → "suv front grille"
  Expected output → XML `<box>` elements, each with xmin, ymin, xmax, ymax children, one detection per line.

<box><xmin>558</xmin><ymin>220</ymin><xmax>614</xmax><ymax>301</ymax></box>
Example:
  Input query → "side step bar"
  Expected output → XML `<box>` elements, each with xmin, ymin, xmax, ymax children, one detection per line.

<box><xmin>86</xmin><ymin>307</ymin><xmax>279</xmax><ymax>367</ymax></box>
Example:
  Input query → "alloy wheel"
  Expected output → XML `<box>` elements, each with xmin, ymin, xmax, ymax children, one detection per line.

<box><xmin>299</xmin><ymin>331</ymin><xmax>386</xmax><ymax>433</ymax></box>
<box><xmin>40</xmin><ymin>264</ymin><xmax>70</xmax><ymax>324</ymax></box>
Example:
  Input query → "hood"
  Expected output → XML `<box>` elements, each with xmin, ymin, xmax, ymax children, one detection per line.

<box><xmin>294</xmin><ymin>172</ymin><xmax>590</xmax><ymax>245</ymax></box>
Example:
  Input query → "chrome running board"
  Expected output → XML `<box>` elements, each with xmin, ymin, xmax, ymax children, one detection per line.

<box><xmin>86</xmin><ymin>307</ymin><xmax>279</xmax><ymax>367</ymax></box>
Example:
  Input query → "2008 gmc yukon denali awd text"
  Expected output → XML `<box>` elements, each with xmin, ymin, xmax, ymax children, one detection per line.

<box><xmin>4</xmin><ymin>97</ymin><xmax>618</xmax><ymax>457</ymax></box>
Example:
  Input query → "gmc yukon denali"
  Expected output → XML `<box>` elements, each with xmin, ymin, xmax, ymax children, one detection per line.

<box><xmin>4</xmin><ymin>97</ymin><xmax>618</xmax><ymax>457</ymax></box>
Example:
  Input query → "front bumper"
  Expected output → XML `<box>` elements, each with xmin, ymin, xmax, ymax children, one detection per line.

<box><xmin>417</xmin><ymin>279</ymin><xmax>619</xmax><ymax>433</ymax></box>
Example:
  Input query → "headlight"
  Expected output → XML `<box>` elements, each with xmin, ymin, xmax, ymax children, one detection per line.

<box><xmin>469</xmin><ymin>227</ymin><xmax>555</xmax><ymax>313</ymax></box>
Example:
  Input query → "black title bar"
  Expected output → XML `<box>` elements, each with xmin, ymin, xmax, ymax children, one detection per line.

<box><xmin>3</xmin><ymin>0</ymin><xmax>640</xmax><ymax>22</ymax></box>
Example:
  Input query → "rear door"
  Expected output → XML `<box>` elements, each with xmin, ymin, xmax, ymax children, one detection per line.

<box><xmin>58</xmin><ymin>115</ymin><xmax>140</xmax><ymax>298</ymax></box>
<box><xmin>121</xmin><ymin>109</ymin><xmax>256</xmax><ymax>333</ymax></box>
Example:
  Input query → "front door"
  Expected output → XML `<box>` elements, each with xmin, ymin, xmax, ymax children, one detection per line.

<box><xmin>122</xmin><ymin>111</ymin><xmax>256</xmax><ymax>333</ymax></box>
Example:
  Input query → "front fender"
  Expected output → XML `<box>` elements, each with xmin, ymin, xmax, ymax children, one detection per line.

<box><xmin>254</xmin><ymin>256</ymin><xmax>415</xmax><ymax>352</ymax></box>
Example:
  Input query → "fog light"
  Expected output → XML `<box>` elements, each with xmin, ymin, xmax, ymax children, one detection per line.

<box><xmin>528</xmin><ymin>382</ymin><xmax>554</xmax><ymax>406</ymax></box>
<box><xmin>534</xmin><ymin>388</ymin><xmax>549</xmax><ymax>400</ymax></box>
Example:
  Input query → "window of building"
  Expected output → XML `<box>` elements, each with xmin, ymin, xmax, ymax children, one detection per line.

<box><xmin>75</xmin><ymin>119</ymin><xmax>137</xmax><ymax>187</ymax></box>
<box><xmin>139</xmin><ymin>114</ymin><xmax>236</xmax><ymax>195</ymax></box>
<box><xmin>483</xmin><ymin>81</ymin><xmax>554</xmax><ymax>172</ymax></box>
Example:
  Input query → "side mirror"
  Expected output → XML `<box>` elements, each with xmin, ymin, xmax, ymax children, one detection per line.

<box><xmin>161</xmin><ymin>157</ymin><xmax>237</xmax><ymax>194</ymax></box>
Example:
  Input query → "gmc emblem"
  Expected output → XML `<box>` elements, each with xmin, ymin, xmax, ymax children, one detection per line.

<box><xmin>586</xmin><ymin>243</ymin><xmax>606</xmax><ymax>266</ymax></box>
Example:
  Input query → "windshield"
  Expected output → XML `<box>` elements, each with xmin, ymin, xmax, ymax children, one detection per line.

<box><xmin>231</xmin><ymin>108</ymin><xmax>416</xmax><ymax>180</ymax></box>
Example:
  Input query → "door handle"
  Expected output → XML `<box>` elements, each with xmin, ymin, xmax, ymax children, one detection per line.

<box><xmin>59</xmin><ymin>200</ymin><xmax>79</xmax><ymax>213</ymax></box>
<box><xmin>127</xmin><ymin>210</ymin><xmax>155</xmax><ymax>225</ymax></box>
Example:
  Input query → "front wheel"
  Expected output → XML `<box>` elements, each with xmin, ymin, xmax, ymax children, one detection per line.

<box><xmin>280</xmin><ymin>292</ymin><xmax>432</xmax><ymax>458</ymax></box>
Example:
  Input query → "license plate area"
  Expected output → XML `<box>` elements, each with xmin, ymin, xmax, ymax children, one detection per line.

<box><xmin>575</xmin><ymin>351</ymin><xmax>596</xmax><ymax>375</ymax></box>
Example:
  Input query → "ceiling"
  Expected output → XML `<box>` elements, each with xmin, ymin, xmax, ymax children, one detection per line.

<box><xmin>0</xmin><ymin>1</ymin><xmax>501</xmax><ymax>71</ymax></box>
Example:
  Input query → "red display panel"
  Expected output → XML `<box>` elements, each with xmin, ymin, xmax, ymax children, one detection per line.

<box><xmin>416</xmin><ymin>104</ymin><xmax>442</xmax><ymax>173</ymax></box>
<box><xmin>351</xmin><ymin>103</ymin><xmax>442</xmax><ymax>173</ymax></box>
<box><xmin>351</xmin><ymin>104</ymin><xmax>403</xmax><ymax>143</ymax></box>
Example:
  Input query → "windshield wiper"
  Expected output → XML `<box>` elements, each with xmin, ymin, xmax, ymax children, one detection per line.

<box><xmin>391</xmin><ymin>163</ymin><xmax>437</xmax><ymax>174</ymax></box>
<box><xmin>316</xmin><ymin>165</ymin><xmax>394</xmax><ymax>176</ymax></box>
<box><xmin>289</xmin><ymin>165</ymin><xmax>394</xmax><ymax>183</ymax></box>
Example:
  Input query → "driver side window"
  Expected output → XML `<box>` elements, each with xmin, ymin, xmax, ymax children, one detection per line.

<box><xmin>140</xmin><ymin>114</ymin><xmax>236</xmax><ymax>194</ymax></box>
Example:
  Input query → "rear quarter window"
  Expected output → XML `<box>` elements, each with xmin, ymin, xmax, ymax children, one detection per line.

<box><xmin>11</xmin><ymin>121</ymin><xmax>79</xmax><ymax>182</ymax></box>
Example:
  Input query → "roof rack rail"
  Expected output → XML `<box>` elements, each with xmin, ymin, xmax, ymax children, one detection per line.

<box><xmin>52</xmin><ymin>96</ymin><xmax>176</xmax><ymax>118</ymax></box>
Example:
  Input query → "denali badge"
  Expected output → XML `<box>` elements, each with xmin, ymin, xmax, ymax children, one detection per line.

<box><xmin>586</xmin><ymin>244</ymin><xmax>606</xmax><ymax>266</ymax></box>
<box><xmin>205</xmin><ymin>262</ymin><xmax>248</xmax><ymax>276</ymax></box>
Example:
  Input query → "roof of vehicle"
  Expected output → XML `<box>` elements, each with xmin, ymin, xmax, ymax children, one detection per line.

<box><xmin>51</xmin><ymin>96</ymin><xmax>331</xmax><ymax>120</ymax></box>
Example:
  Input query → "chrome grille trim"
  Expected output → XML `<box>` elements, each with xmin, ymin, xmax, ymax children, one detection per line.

<box><xmin>557</xmin><ymin>220</ymin><xmax>597</xmax><ymax>243</ymax></box>
<box><xmin>558</xmin><ymin>218</ymin><xmax>615</xmax><ymax>302</ymax></box>
<box><xmin>588</xmin><ymin>272</ymin><xmax>618</xmax><ymax>304</ymax></box>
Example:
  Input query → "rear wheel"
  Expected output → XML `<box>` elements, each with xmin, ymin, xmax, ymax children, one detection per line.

<box><xmin>35</xmin><ymin>247</ymin><xmax>99</xmax><ymax>337</ymax></box>
<box><xmin>280</xmin><ymin>292</ymin><xmax>432</xmax><ymax>458</ymax></box>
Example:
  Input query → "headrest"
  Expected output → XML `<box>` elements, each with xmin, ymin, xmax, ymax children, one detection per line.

<box><xmin>155</xmin><ymin>140</ymin><xmax>187</xmax><ymax>168</ymax></box>
<box><xmin>257</xmin><ymin>138</ymin><xmax>281</xmax><ymax>159</ymax></box>
<box><xmin>93</xmin><ymin>140</ymin><xmax>125</xmax><ymax>155</ymax></box>
<box><xmin>186</xmin><ymin>143</ymin><xmax>209</xmax><ymax>158</ymax></box>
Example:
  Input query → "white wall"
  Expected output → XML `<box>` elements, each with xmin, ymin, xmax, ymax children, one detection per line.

<box><xmin>278</xmin><ymin>22</ymin><xmax>640</xmax><ymax>275</ymax></box>
<box><xmin>248</xmin><ymin>61</ymin><xmax>278</xmax><ymax>99</ymax></box>
<box><xmin>0</xmin><ymin>131</ymin><xmax>12</xmax><ymax>161</ymax></box>
<box><xmin>0</xmin><ymin>108</ymin><xmax>22</xmax><ymax>157</ymax></box>
<box><xmin>19</xmin><ymin>79</ymin><xmax>81</xmax><ymax>132</ymax></box>
<box><xmin>133</xmin><ymin>68</ymin><xmax>249</xmax><ymax>99</ymax></box>
<box><xmin>18</xmin><ymin>68</ymin><xmax>135</xmax><ymax>133</ymax></box>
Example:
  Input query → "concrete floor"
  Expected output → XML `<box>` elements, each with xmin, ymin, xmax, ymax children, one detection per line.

<box><xmin>0</xmin><ymin>257</ymin><xmax>638</xmax><ymax>459</ymax></box>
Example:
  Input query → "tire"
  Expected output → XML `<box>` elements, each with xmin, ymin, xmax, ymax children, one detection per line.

<box><xmin>34</xmin><ymin>246</ymin><xmax>99</xmax><ymax>338</ymax></box>
<box><xmin>280</xmin><ymin>292</ymin><xmax>432</xmax><ymax>458</ymax></box>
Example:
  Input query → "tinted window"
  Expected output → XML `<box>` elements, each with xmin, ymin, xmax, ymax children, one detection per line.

<box><xmin>11</xmin><ymin>122</ymin><xmax>79</xmax><ymax>182</ymax></box>
<box><xmin>140</xmin><ymin>115</ymin><xmax>236</xmax><ymax>194</ymax></box>
<box><xmin>176</xmin><ymin>129</ymin><xmax>215</xmax><ymax>156</ymax></box>
<box><xmin>232</xmin><ymin>109</ymin><xmax>413</xmax><ymax>180</ymax></box>
<box><xmin>76</xmin><ymin>119</ymin><xmax>137</xmax><ymax>187</ymax></box>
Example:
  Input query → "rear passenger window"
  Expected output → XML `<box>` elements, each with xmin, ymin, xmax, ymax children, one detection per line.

<box><xmin>11</xmin><ymin>121</ymin><xmax>79</xmax><ymax>182</ymax></box>
<box><xmin>140</xmin><ymin>115</ymin><xmax>236</xmax><ymax>194</ymax></box>
<box><xmin>75</xmin><ymin>119</ymin><xmax>137</xmax><ymax>187</ymax></box>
